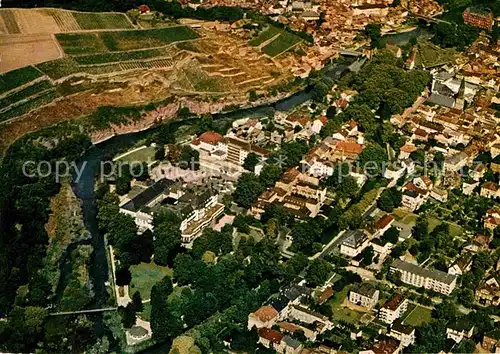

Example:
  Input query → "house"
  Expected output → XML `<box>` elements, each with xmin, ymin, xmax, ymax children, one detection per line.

<box><xmin>413</xmin><ymin>175</ymin><xmax>433</xmax><ymax>190</ymax></box>
<box><xmin>340</xmin><ymin>230</ymin><xmax>369</xmax><ymax>257</ymax></box>
<box><xmin>399</xmin><ymin>144</ymin><xmax>417</xmax><ymax>160</ymax></box>
<box><xmin>316</xmin><ymin>287</ymin><xmax>334</xmax><ymax>305</ymax></box>
<box><xmin>248</xmin><ymin>305</ymin><xmax>279</xmax><ymax>330</ymax></box>
<box><xmin>470</xmin><ymin>163</ymin><xmax>487</xmax><ymax>181</ymax></box>
<box><xmin>390</xmin><ymin>259</ymin><xmax>457</xmax><ymax>295</ymax></box>
<box><xmin>285</xmin><ymin>305</ymin><xmax>334</xmax><ymax>333</ymax></box>
<box><xmin>372</xmin><ymin>214</ymin><xmax>395</xmax><ymax>238</ymax></box>
<box><xmin>444</xmin><ymin>152</ymin><xmax>468</xmax><ymax>172</ymax></box>
<box><xmin>359</xmin><ymin>337</ymin><xmax>401</xmax><ymax>354</ymax></box>
<box><xmin>349</xmin><ymin>283</ymin><xmax>380</xmax><ymax>309</ymax></box>
<box><xmin>475</xmin><ymin>275</ymin><xmax>500</xmax><ymax>307</ymax></box>
<box><xmin>191</xmin><ymin>131</ymin><xmax>225</xmax><ymax>154</ymax></box>
<box><xmin>463</xmin><ymin>7</ymin><xmax>494</xmax><ymax>31</ymax></box>
<box><xmin>379</xmin><ymin>294</ymin><xmax>408</xmax><ymax>324</ymax></box>
<box><xmin>138</xmin><ymin>4</ymin><xmax>151</xmax><ymax>13</ymax></box>
<box><xmin>462</xmin><ymin>233</ymin><xmax>492</xmax><ymax>254</ymax></box>
<box><xmin>279</xmin><ymin>335</ymin><xmax>304</xmax><ymax>354</ymax></box>
<box><xmin>402</xmin><ymin>183</ymin><xmax>429</xmax><ymax>211</ymax></box>
<box><xmin>258</xmin><ymin>328</ymin><xmax>283</xmax><ymax>350</ymax></box>
<box><xmin>448</xmin><ymin>253</ymin><xmax>473</xmax><ymax>276</ymax></box>
<box><xmin>462</xmin><ymin>179</ymin><xmax>479</xmax><ymax>195</ymax></box>
<box><xmin>446</xmin><ymin>319</ymin><xmax>474</xmax><ymax>343</ymax></box>
<box><xmin>389</xmin><ymin>320</ymin><xmax>415</xmax><ymax>347</ymax></box>
<box><xmin>484</xmin><ymin>209</ymin><xmax>500</xmax><ymax>230</ymax></box>
<box><xmin>482</xmin><ymin>330</ymin><xmax>500</xmax><ymax>352</ymax></box>
<box><xmin>481</xmin><ymin>181</ymin><xmax>500</xmax><ymax>199</ymax></box>
<box><xmin>279</xmin><ymin>322</ymin><xmax>316</xmax><ymax>341</ymax></box>
<box><xmin>430</xmin><ymin>187</ymin><xmax>448</xmax><ymax>203</ymax></box>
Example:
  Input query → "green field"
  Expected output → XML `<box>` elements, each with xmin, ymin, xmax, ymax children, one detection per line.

<box><xmin>402</xmin><ymin>305</ymin><xmax>433</xmax><ymax>326</ymax></box>
<box><xmin>261</xmin><ymin>31</ymin><xmax>302</xmax><ymax>57</ymax></box>
<box><xmin>0</xmin><ymin>80</ymin><xmax>54</xmax><ymax>111</ymax></box>
<box><xmin>0</xmin><ymin>66</ymin><xmax>44</xmax><ymax>95</ymax></box>
<box><xmin>328</xmin><ymin>286</ymin><xmax>364</xmax><ymax>324</ymax></box>
<box><xmin>56</xmin><ymin>26</ymin><xmax>199</xmax><ymax>55</ymax></box>
<box><xmin>130</xmin><ymin>262</ymin><xmax>173</xmax><ymax>300</ymax></box>
<box><xmin>416</xmin><ymin>41</ymin><xmax>457</xmax><ymax>68</ymax></box>
<box><xmin>73</xmin><ymin>12</ymin><xmax>134</xmax><ymax>30</ymax></box>
<box><xmin>249</xmin><ymin>25</ymin><xmax>282</xmax><ymax>46</ymax></box>
<box><xmin>116</xmin><ymin>146</ymin><xmax>156</xmax><ymax>164</ymax></box>
<box><xmin>0</xmin><ymin>90</ymin><xmax>59</xmax><ymax>122</ymax></box>
<box><xmin>74</xmin><ymin>47</ymin><xmax>169</xmax><ymax>65</ymax></box>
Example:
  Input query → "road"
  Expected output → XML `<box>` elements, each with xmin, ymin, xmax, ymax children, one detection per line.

<box><xmin>49</xmin><ymin>307</ymin><xmax>117</xmax><ymax>316</ymax></box>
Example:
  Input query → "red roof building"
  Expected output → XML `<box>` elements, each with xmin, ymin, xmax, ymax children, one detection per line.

<box><xmin>463</xmin><ymin>7</ymin><xmax>493</xmax><ymax>31</ymax></box>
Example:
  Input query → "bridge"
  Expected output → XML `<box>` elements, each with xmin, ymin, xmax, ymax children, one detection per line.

<box><xmin>409</xmin><ymin>12</ymin><xmax>452</xmax><ymax>25</ymax></box>
<box><xmin>48</xmin><ymin>307</ymin><xmax>117</xmax><ymax>316</ymax></box>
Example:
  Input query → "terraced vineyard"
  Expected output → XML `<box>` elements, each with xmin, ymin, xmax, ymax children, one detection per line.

<box><xmin>73</xmin><ymin>47</ymin><xmax>170</xmax><ymax>65</ymax></box>
<box><xmin>0</xmin><ymin>80</ymin><xmax>54</xmax><ymax>111</ymax></box>
<box><xmin>0</xmin><ymin>66</ymin><xmax>44</xmax><ymax>95</ymax></box>
<box><xmin>0</xmin><ymin>90</ymin><xmax>60</xmax><ymax>122</ymax></box>
<box><xmin>56</xmin><ymin>26</ymin><xmax>199</xmax><ymax>55</ymax></box>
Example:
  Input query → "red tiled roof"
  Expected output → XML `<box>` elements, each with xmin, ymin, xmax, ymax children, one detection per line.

<box><xmin>371</xmin><ymin>338</ymin><xmax>401</xmax><ymax>354</ymax></box>
<box><xmin>482</xmin><ymin>181</ymin><xmax>498</xmax><ymax>191</ymax></box>
<box><xmin>253</xmin><ymin>306</ymin><xmax>278</xmax><ymax>322</ymax></box>
<box><xmin>335</xmin><ymin>141</ymin><xmax>363</xmax><ymax>154</ymax></box>
<box><xmin>317</xmin><ymin>287</ymin><xmax>334</xmax><ymax>304</ymax></box>
<box><xmin>375</xmin><ymin>214</ymin><xmax>394</xmax><ymax>230</ymax></box>
<box><xmin>382</xmin><ymin>294</ymin><xmax>405</xmax><ymax>311</ymax></box>
<box><xmin>319</xmin><ymin>115</ymin><xmax>328</xmax><ymax>125</ymax></box>
<box><xmin>258</xmin><ymin>328</ymin><xmax>283</xmax><ymax>344</ymax></box>
<box><xmin>400</xmin><ymin>144</ymin><xmax>417</xmax><ymax>153</ymax></box>
<box><xmin>199</xmin><ymin>131</ymin><xmax>223</xmax><ymax>145</ymax></box>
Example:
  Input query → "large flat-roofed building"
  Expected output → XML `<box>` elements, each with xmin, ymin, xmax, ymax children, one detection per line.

<box><xmin>390</xmin><ymin>259</ymin><xmax>457</xmax><ymax>295</ymax></box>
<box><xmin>224</xmin><ymin>136</ymin><xmax>269</xmax><ymax>165</ymax></box>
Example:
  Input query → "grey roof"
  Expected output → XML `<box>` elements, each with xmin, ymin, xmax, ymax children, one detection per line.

<box><xmin>283</xmin><ymin>335</ymin><xmax>302</xmax><ymax>348</ymax></box>
<box><xmin>434</xmin><ymin>82</ymin><xmax>455</xmax><ymax>97</ymax></box>
<box><xmin>391</xmin><ymin>319</ymin><xmax>414</xmax><ymax>335</ymax></box>
<box><xmin>121</xmin><ymin>179</ymin><xmax>174</xmax><ymax>212</ymax></box>
<box><xmin>351</xmin><ymin>282</ymin><xmax>378</xmax><ymax>298</ymax></box>
<box><xmin>281</xmin><ymin>283</ymin><xmax>312</xmax><ymax>301</ymax></box>
<box><xmin>129</xmin><ymin>326</ymin><xmax>148</xmax><ymax>338</ymax></box>
<box><xmin>342</xmin><ymin>230</ymin><xmax>367</xmax><ymax>248</ymax></box>
<box><xmin>435</xmin><ymin>71</ymin><xmax>454</xmax><ymax>81</ymax></box>
<box><xmin>426</xmin><ymin>93</ymin><xmax>455</xmax><ymax>108</ymax></box>
<box><xmin>267</xmin><ymin>295</ymin><xmax>289</xmax><ymax>312</ymax></box>
<box><xmin>391</xmin><ymin>259</ymin><xmax>457</xmax><ymax>285</ymax></box>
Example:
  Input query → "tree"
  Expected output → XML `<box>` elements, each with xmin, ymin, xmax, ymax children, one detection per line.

<box><xmin>243</xmin><ymin>152</ymin><xmax>260</xmax><ymax>172</ymax></box>
<box><xmin>115</xmin><ymin>267</ymin><xmax>132</xmax><ymax>286</ymax></box>
<box><xmin>132</xmin><ymin>291</ymin><xmax>143</xmax><ymax>313</ymax></box>
<box><xmin>365</xmin><ymin>23</ymin><xmax>382</xmax><ymax>47</ymax></box>
<box><xmin>290</xmin><ymin>221</ymin><xmax>322</xmax><ymax>254</ymax></box>
<box><xmin>179</xmin><ymin>146</ymin><xmax>199</xmax><ymax>170</ymax></box>
<box><xmin>382</xmin><ymin>226</ymin><xmax>400</xmax><ymax>244</ymax></box>
<box><xmin>154</xmin><ymin>145</ymin><xmax>166</xmax><ymax>161</ymax></box>
<box><xmin>359</xmin><ymin>144</ymin><xmax>388</xmax><ymax>176</ymax></box>
<box><xmin>151</xmin><ymin>276</ymin><xmax>182</xmax><ymax>343</ymax></box>
<box><xmin>336</xmin><ymin>176</ymin><xmax>359</xmax><ymax>199</ymax></box>
<box><xmin>233</xmin><ymin>173</ymin><xmax>265</xmax><ymax>208</ymax></box>
<box><xmin>153</xmin><ymin>209</ymin><xmax>181</xmax><ymax>266</ymax></box>
<box><xmin>433</xmin><ymin>300</ymin><xmax>458</xmax><ymax>320</ymax></box>
<box><xmin>378</xmin><ymin>187</ymin><xmax>402</xmax><ymax>212</ymax></box>
<box><xmin>306</xmin><ymin>259</ymin><xmax>333</xmax><ymax>287</ymax></box>
<box><xmin>343</xmin><ymin>105</ymin><xmax>377</xmax><ymax>135</ymax></box>
<box><xmin>121</xmin><ymin>303</ymin><xmax>136</xmax><ymax>328</ymax></box>
<box><xmin>115</xmin><ymin>176</ymin><xmax>131</xmax><ymax>195</ymax></box>
<box><xmin>248</xmin><ymin>90</ymin><xmax>258</xmax><ymax>102</ymax></box>
<box><xmin>360</xmin><ymin>246</ymin><xmax>375</xmax><ymax>266</ymax></box>
<box><xmin>259</xmin><ymin>164</ymin><xmax>282</xmax><ymax>187</ymax></box>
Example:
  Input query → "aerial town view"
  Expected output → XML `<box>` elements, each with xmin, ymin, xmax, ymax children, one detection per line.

<box><xmin>1</xmin><ymin>0</ymin><xmax>500</xmax><ymax>353</ymax></box>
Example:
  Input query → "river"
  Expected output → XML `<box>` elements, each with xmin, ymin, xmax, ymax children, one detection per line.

<box><xmin>67</xmin><ymin>58</ymin><xmax>350</xmax><ymax>348</ymax></box>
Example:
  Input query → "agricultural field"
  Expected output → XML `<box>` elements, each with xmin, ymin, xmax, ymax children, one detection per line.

<box><xmin>0</xmin><ymin>33</ymin><xmax>63</xmax><ymax>73</ymax></box>
<box><xmin>0</xmin><ymin>8</ymin><xmax>134</xmax><ymax>35</ymax></box>
<box><xmin>73</xmin><ymin>47</ymin><xmax>170</xmax><ymax>65</ymax></box>
<box><xmin>0</xmin><ymin>66</ymin><xmax>43</xmax><ymax>95</ymax></box>
<box><xmin>261</xmin><ymin>31</ymin><xmax>303</xmax><ymax>57</ymax></box>
<box><xmin>0</xmin><ymin>80</ymin><xmax>54</xmax><ymax>112</ymax></box>
<box><xmin>249</xmin><ymin>25</ymin><xmax>282</xmax><ymax>46</ymax></box>
<box><xmin>56</xmin><ymin>26</ymin><xmax>199</xmax><ymax>55</ymax></box>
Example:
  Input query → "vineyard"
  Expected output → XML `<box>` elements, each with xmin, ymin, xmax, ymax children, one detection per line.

<box><xmin>56</xmin><ymin>26</ymin><xmax>199</xmax><ymax>55</ymax></box>
<box><xmin>73</xmin><ymin>47</ymin><xmax>171</xmax><ymax>65</ymax></box>
<box><xmin>0</xmin><ymin>66</ymin><xmax>44</xmax><ymax>95</ymax></box>
<box><xmin>0</xmin><ymin>90</ymin><xmax>60</xmax><ymax>123</ymax></box>
<box><xmin>0</xmin><ymin>80</ymin><xmax>54</xmax><ymax>111</ymax></box>
<box><xmin>261</xmin><ymin>31</ymin><xmax>303</xmax><ymax>57</ymax></box>
<box><xmin>248</xmin><ymin>25</ymin><xmax>282</xmax><ymax>46</ymax></box>
<box><xmin>72</xmin><ymin>12</ymin><xmax>134</xmax><ymax>30</ymax></box>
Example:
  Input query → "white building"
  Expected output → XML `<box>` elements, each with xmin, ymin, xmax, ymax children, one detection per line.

<box><xmin>348</xmin><ymin>283</ymin><xmax>379</xmax><ymax>309</ymax></box>
<box><xmin>340</xmin><ymin>230</ymin><xmax>369</xmax><ymax>257</ymax></box>
<box><xmin>390</xmin><ymin>259</ymin><xmax>457</xmax><ymax>295</ymax></box>
<box><xmin>379</xmin><ymin>294</ymin><xmax>408</xmax><ymax>324</ymax></box>
<box><xmin>389</xmin><ymin>320</ymin><xmax>416</xmax><ymax>347</ymax></box>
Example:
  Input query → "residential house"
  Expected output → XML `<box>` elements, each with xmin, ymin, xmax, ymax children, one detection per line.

<box><xmin>248</xmin><ymin>305</ymin><xmax>279</xmax><ymax>330</ymax></box>
<box><xmin>484</xmin><ymin>209</ymin><xmax>500</xmax><ymax>231</ymax></box>
<box><xmin>402</xmin><ymin>182</ymin><xmax>429</xmax><ymax>211</ymax></box>
<box><xmin>390</xmin><ymin>259</ymin><xmax>457</xmax><ymax>295</ymax></box>
<box><xmin>475</xmin><ymin>275</ymin><xmax>500</xmax><ymax>307</ymax></box>
<box><xmin>481</xmin><ymin>181</ymin><xmax>500</xmax><ymax>199</ymax></box>
<box><xmin>448</xmin><ymin>253</ymin><xmax>473</xmax><ymax>276</ymax></box>
<box><xmin>371</xmin><ymin>214</ymin><xmax>395</xmax><ymax>238</ymax></box>
<box><xmin>279</xmin><ymin>335</ymin><xmax>303</xmax><ymax>354</ymax></box>
<box><xmin>444</xmin><ymin>152</ymin><xmax>468</xmax><ymax>172</ymax></box>
<box><xmin>389</xmin><ymin>320</ymin><xmax>416</xmax><ymax>348</ymax></box>
<box><xmin>340</xmin><ymin>230</ymin><xmax>369</xmax><ymax>257</ymax></box>
<box><xmin>462</xmin><ymin>179</ymin><xmax>479</xmax><ymax>195</ymax></box>
<box><xmin>446</xmin><ymin>320</ymin><xmax>474</xmax><ymax>343</ymax></box>
<box><xmin>482</xmin><ymin>330</ymin><xmax>500</xmax><ymax>353</ymax></box>
<box><xmin>279</xmin><ymin>322</ymin><xmax>316</xmax><ymax>341</ymax></box>
<box><xmin>470</xmin><ymin>163</ymin><xmax>487</xmax><ymax>181</ymax></box>
<box><xmin>462</xmin><ymin>233</ymin><xmax>492</xmax><ymax>254</ymax></box>
<box><xmin>431</xmin><ymin>187</ymin><xmax>448</xmax><ymax>203</ymax></box>
<box><xmin>413</xmin><ymin>175</ymin><xmax>433</xmax><ymax>190</ymax></box>
<box><xmin>258</xmin><ymin>328</ymin><xmax>283</xmax><ymax>350</ymax></box>
<box><xmin>285</xmin><ymin>305</ymin><xmax>334</xmax><ymax>333</ymax></box>
<box><xmin>379</xmin><ymin>294</ymin><xmax>408</xmax><ymax>324</ymax></box>
<box><xmin>349</xmin><ymin>283</ymin><xmax>380</xmax><ymax>309</ymax></box>
<box><xmin>359</xmin><ymin>337</ymin><xmax>401</xmax><ymax>354</ymax></box>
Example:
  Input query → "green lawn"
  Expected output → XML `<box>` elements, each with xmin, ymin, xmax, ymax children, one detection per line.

<box><xmin>115</xmin><ymin>146</ymin><xmax>156</xmax><ymax>164</ymax></box>
<box><xmin>137</xmin><ymin>301</ymin><xmax>151</xmax><ymax>321</ymax></box>
<box><xmin>402</xmin><ymin>305</ymin><xmax>432</xmax><ymax>326</ymax></box>
<box><xmin>328</xmin><ymin>286</ymin><xmax>364</xmax><ymax>324</ymax></box>
<box><xmin>130</xmin><ymin>262</ymin><xmax>173</xmax><ymax>300</ymax></box>
<box><xmin>428</xmin><ymin>217</ymin><xmax>463</xmax><ymax>237</ymax></box>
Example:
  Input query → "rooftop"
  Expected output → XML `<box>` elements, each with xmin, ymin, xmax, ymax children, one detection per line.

<box><xmin>253</xmin><ymin>305</ymin><xmax>279</xmax><ymax>322</ymax></box>
<box><xmin>391</xmin><ymin>259</ymin><xmax>457</xmax><ymax>285</ymax></box>
<box><xmin>382</xmin><ymin>293</ymin><xmax>406</xmax><ymax>311</ymax></box>
<box><xmin>121</xmin><ymin>179</ymin><xmax>174</xmax><ymax>213</ymax></box>
<box><xmin>351</xmin><ymin>282</ymin><xmax>378</xmax><ymax>298</ymax></box>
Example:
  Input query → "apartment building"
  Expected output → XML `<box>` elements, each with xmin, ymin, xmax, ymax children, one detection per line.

<box><xmin>340</xmin><ymin>230</ymin><xmax>369</xmax><ymax>257</ymax></box>
<box><xmin>379</xmin><ymin>294</ymin><xmax>408</xmax><ymax>324</ymax></box>
<box><xmin>390</xmin><ymin>259</ymin><xmax>457</xmax><ymax>295</ymax></box>
<box><xmin>463</xmin><ymin>7</ymin><xmax>494</xmax><ymax>31</ymax></box>
<box><xmin>389</xmin><ymin>319</ymin><xmax>416</xmax><ymax>348</ymax></box>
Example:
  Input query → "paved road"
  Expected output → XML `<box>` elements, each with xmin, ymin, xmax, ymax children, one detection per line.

<box><xmin>49</xmin><ymin>307</ymin><xmax>117</xmax><ymax>316</ymax></box>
